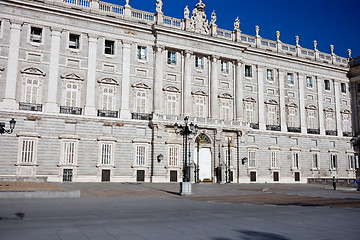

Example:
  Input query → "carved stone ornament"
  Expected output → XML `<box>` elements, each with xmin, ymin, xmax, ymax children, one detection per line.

<box><xmin>265</xmin><ymin>99</ymin><xmax>278</xmax><ymax>105</ymax></box>
<box><xmin>195</xmin><ymin>133</ymin><xmax>212</xmax><ymax>144</ymax></box>
<box><xmin>20</xmin><ymin>67</ymin><xmax>46</xmax><ymax>76</ymax></box>
<box><xmin>340</xmin><ymin>109</ymin><xmax>351</xmax><ymax>114</ymax></box>
<box><xmin>163</xmin><ymin>86</ymin><xmax>180</xmax><ymax>93</ymax></box>
<box><xmin>243</xmin><ymin>96</ymin><xmax>256</xmax><ymax>102</ymax></box>
<box><xmin>323</xmin><ymin>107</ymin><xmax>334</xmax><ymax>113</ymax></box>
<box><xmin>60</xmin><ymin>73</ymin><xmax>84</xmax><ymax>81</ymax></box>
<box><xmin>306</xmin><ymin>104</ymin><xmax>317</xmax><ymax>110</ymax></box>
<box><xmin>131</xmin><ymin>82</ymin><xmax>151</xmax><ymax>89</ymax></box>
<box><xmin>189</xmin><ymin>0</ymin><xmax>210</xmax><ymax>35</ymax></box>
<box><xmin>286</xmin><ymin>102</ymin><xmax>298</xmax><ymax>108</ymax></box>
<box><xmin>97</xmin><ymin>78</ymin><xmax>119</xmax><ymax>85</ymax></box>
<box><xmin>191</xmin><ymin>90</ymin><xmax>207</xmax><ymax>96</ymax></box>
<box><xmin>0</xmin><ymin>66</ymin><xmax>4</xmax><ymax>71</ymax></box>
<box><xmin>218</xmin><ymin>93</ymin><xmax>233</xmax><ymax>99</ymax></box>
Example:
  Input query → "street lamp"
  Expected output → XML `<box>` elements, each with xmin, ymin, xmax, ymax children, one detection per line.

<box><xmin>0</xmin><ymin>118</ymin><xmax>16</xmax><ymax>134</ymax></box>
<box><xmin>174</xmin><ymin>116</ymin><xmax>198</xmax><ymax>182</ymax></box>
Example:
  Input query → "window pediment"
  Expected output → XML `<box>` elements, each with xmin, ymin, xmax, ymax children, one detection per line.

<box><xmin>132</xmin><ymin>82</ymin><xmax>151</xmax><ymax>90</ymax></box>
<box><xmin>265</xmin><ymin>99</ymin><xmax>278</xmax><ymax>105</ymax></box>
<box><xmin>163</xmin><ymin>86</ymin><xmax>180</xmax><ymax>93</ymax></box>
<box><xmin>98</xmin><ymin>78</ymin><xmax>119</xmax><ymax>85</ymax></box>
<box><xmin>0</xmin><ymin>66</ymin><xmax>4</xmax><ymax>71</ymax></box>
<box><xmin>21</xmin><ymin>67</ymin><xmax>46</xmax><ymax>76</ymax></box>
<box><xmin>243</xmin><ymin>96</ymin><xmax>256</xmax><ymax>103</ymax></box>
<box><xmin>341</xmin><ymin>109</ymin><xmax>351</xmax><ymax>114</ymax></box>
<box><xmin>286</xmin><ymin>102</ymin><xmax>298</xmax><ymax>108</ymax></box>
<box><xmin>192</xmin><ymin>90</ymin><xmax>207</xmax><ymax>96</ymax></box>
<box><xmin>61</xmin><ymin>73</ymin><xmax>84</xmax><ymax>81</ymax></box>
<box><xmin>218</xmin><ymin>93</ymin><xmax>233</xmax><ymax>99</ymax></box>
<box><xmin>323</xmin><ymin>107</ymin><xmax>334</xmax><ymax>113</ymax></box>
<box><xmin>306</xmin><ymin>104</ymin><xmax>317</xmax><ymax>110</ymax></box>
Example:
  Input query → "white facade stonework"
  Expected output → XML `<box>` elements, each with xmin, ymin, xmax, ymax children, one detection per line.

<box><xmin>0</xmin><ymin>0</ymin><xmax>357</xmax><ymax>183</ymax></box>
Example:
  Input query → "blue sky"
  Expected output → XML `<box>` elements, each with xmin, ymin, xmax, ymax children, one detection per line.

<box><xmin>105</xmin><ymin>0</ymin><xmax>359</xmax><ymax>58</ymax></box>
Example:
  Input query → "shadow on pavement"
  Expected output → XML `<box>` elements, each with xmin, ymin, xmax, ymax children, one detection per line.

<box><xmin>212</xmin><ymin>230</ymin><xmax>290</xmax><ymax>240</ymax></box>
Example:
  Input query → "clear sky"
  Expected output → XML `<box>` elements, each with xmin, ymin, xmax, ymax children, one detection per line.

<box><xmin>105</xmin><ymin>0</ymin><xmax>359</xmax><ymax>58</ymax></box>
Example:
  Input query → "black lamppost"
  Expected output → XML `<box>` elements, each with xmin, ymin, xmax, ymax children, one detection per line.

<box><xmin>174</xmin><ymin>117</ymin><xmax>198</xmax><ymax>182</ymax></box>
<box><xmin>0</xmin><ymin>118</ymin><xmax>16</xmax><ymax>134</ymax></box>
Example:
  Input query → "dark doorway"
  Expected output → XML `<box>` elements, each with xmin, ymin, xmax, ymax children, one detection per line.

<box><xmin>170</xmin><ymin>170</ymin><xmax>177</xmax><ymax>182</ymax></box>
<box><xmin>250</xmin><ymin>171</ymin><xmax>256</xmax><ymax>182</ymax></box>
<box><xmin>137</xmin><ymin>170</ymin><xmax>145</xmax><ymax>182</ymax></box>
<box><xmin>229</xmin><ymin>171</ymin><xmax>233</xmax><ymax>182</ymax></box>
<box><xmin>101</xmin><ymin>170</ymin><xmax>110</xmax><ymax>182</ymax></box>
<box><xmin>273</xmin><ymin>172</ymin><xmax>279</xmax><ymax>182</ymax></box>
<box><xmin>295</xmin><ymin>172</ymin><xmax>300</xmax><ymax>182</ymax></box>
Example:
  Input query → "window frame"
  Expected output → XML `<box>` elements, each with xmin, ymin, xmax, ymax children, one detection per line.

<box><xmin>29</xmin><ymin>26</ymin><xmax>43</xmax><ymax>44</ymax></box>
<box><xmin>245</xmin><ymin>65</ymin><xmax>252</xmax><ymax>78</ymax></box>
<box><xmin>330</xmin><ymin>154</ymin><xmax>338</xmax><ymax>170</ymax></box>
<box><xmin>68</xmin><ymin>33</ymin><xmax>81</xmax><ymax>50</ymax></box>
<box><xmin>340</xmin><ymin>82</ymin><xmax>347</xmax><ymax>94</ymax></box>
<box><xmin>312</xmin><ymin>153</ymin><xmax>320</xmax><ymax>170</ymax></box>
<box><xmin>17</xmin><ymin>137</ymin><xmax>38</xmax><ymax>166</ymax></box>
<box><xmin>137</xmin><ymin>45</ymin><xmax>147</xmax><ymax>61</ymax></box>
<box><xmin>221</xmin><ymin>60</ymin><xmax>229</xmax><ymax>74</ymax></box>
<box><xmin>306</xmin><ymin>76</ymin><xmax>313</xmax><ymax>88</ymax></box>
<box><xmin>135</xmin><ymin>145</ymin><xmax>147</xmax><ymax>166</ymax></box>
<box><xmin>291</xmin><ymin>152</ymin><xmax>300</xmax><ymax>169</ymax></box>
<box><xmin>248</xmin><ymin>149</ymin><xmax>257</xmax><ymax>169</ymax></box>
<box><xmin>348</xmin><ymin>155</ymin><xmax>355</xmax><ymax>170</ymax></box>
<box><xmin>195</xmin><ymin>56</ymin><xmax>204</xmax><ymax>69</ymax></box>
<box><xmin>266</xmin><ymin>69</ymin><xmax>274</xmax><ymax>82</ymax></box>
<box><xmin>287</xmin><ymin>73</ymin><xmax>294</xmax><ymax>85</ymax></box>
<box><xmin>167</xmin><ymin>51</ymin><xmax>176</xmax><ymax>65</ymax></box>
<box><xmin>99</xmin><ymin>142</ymin><xmax>114</xmax><ymax>166</ymax></box>
<box><xmin>168</xmin><ymin>145</ymin><xmax>180</xmax><ymax>167</ymax></box>
<box><xmin>104</xmin><ymin>39</ymin><xmax>115</xmax><ymax>55</ymax></box>
<box><xmin>270</xmin><ymin>150</ymin><xmax>279</xmax><ymax>169</ymax></box>
<box><xmin>324</xmin><ymin>79</ymin><xmax>331</xmax><ymax>91</ymax></box>
<box><xmin>61</xmin><ymin>140</ymin><xmax>78</xmax><ymax>166</ymax></box>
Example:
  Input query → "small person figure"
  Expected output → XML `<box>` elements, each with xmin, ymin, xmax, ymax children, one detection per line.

<box><xmin>333</xmin><ymin>176</ymin><xmax>336</xmax><ymax>190</ymax></box>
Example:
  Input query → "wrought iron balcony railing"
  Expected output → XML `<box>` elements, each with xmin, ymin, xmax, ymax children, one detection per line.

<box><xmin>307</xmin><ymin>129</ymin><xmax>320</xmax><ymax>134</ymax></box>
<box><xmin>60</xmin><ymin>106</ymin><xmax>82</xmax><ymax>115</ymax></box>
<box><xmin>132</xmin><ymin>113</ymin><xmax>152</xmax><ymax>120</ymax></box>
<box><xmin>326</xmin><ymin>130</ymin><xmax>337</xmax><ymax>136</ymax></box>
<box><xmin>97</xmin><ymin>110</ymin><xmax>118</xmax><ymax>118</ymax></box>
<box><xmin>287</xmin><ymin>127</ymin><xmax>301</xmax><ymax>133</ymax></box>
<box><xmin>266</xmin><ymin>125</ymin><xmax>281</xmax><ymax>131</ymax></box>
<box><xmin>343</xmin><ymin>132</ymin><xmax>353</xmax><ymax>137</ymax></box>
<box><xmin>19</xmin><ymin>102</ymin><xmax>43</xmax><ymax>112</ymax></box>
<box><xmin>250</xmin><ymin>123</ymin><xmax>259</xmax><ymax>129</ymax></box>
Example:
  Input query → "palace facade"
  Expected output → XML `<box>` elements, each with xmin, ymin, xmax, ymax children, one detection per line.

<box><xmin>0</xmin><ymin>0</ymin><xmax>358</xmax><ymax>183</ymax></box>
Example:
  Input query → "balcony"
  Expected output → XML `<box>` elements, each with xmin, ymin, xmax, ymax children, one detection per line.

<box><xmin>60</xmin><ymin>106</ymin><xmax>82</xmax><ymax>115</ymax></box>
<box><xmin>288</xmin><ymin>127</ymin><xmax>301</xmax><ymax>133</ymax></box>
<box><xmin>326</xmin><ymin>130</ymin><xmax>337</xmax><ymax>136</ymax></box>
<box><xmin>343</xmin><ymin>132</ymin><xmax>353</xmax><ymax>137</ymax></box>
<box><xmin>19</xmin><ymin>102</ymin><xmax>42</xmax><ymax>112</ymax></box>
<box><xmin>266</xmin><ymin>125</ymin><xmax>281</xmax><ymax>131</ymax></box>
<box><xmin>250</xmin><ymin>123</ymin><xmax>259</xmax><ymax>129</ymax></box>
<box><xmin>97</xmin><ymin>110</ymin><xmax>118</xmax><ymax>118</ymax></box>
<box><xmin>132</xmin><ymin>113</ymin><xmax>152</xmax><ymax>120</ymax></box>
<box><xmin>307</xmin><ymin>129</ymin><xmax>320</xmax><ymax>134</ymax></box>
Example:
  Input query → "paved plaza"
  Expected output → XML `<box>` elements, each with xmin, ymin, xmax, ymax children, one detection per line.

<box><xmin>0</xmin><ymin>183</ymin><xmax>360</xmax><ymax>240</ymax></box>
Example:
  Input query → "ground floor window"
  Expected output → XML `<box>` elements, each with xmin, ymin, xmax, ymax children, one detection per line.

<box><xmin>63</xmin><ymin>169</ymin><xmax>73</xmax><ymax>182</ymax></box>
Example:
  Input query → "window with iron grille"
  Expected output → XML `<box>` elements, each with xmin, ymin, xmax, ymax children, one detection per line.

<box><xmin>20</xmin><ymin>139</ymin><xmax>36</xmax><ymax>164</ymax></box>
<box><xmin>248</xmin><ymin>150</ymin><xmax>256</xmax><ymax>168</ymax></box>
<box><xmin>312</xmin><ymin>153</ymin><xmax>319</xmax><ymax>169</ymax></box>
<box><xmin>100</xmin><ymin>143</ymin><xmax>113</xmax><ymax>165</ymax></box>
<box><xmin>63</xmin><ymin>142</ymin><xmax>76</xmax><ymax>165</ymax></box>
<box><xmin>136</xmin><ymin>145</ymin><xmax>146</xmax><ymax>166</ymax></box>
<box><xmin>168</xmin><ymin>146</ymin><xmax>179</xmax><ymax>167</ymax></box>
<box><xmin>271</xmin><ymin>151</ymin><xmax>279</xmax><ymax>168</ymax></box>
<box><xmin>63</xmin><ymin>169</ymin><xmax>73</xmax><ymax>182</ymax></box>
<box><xmin>330</xmin><ymin>154</ymin><xmax>338</xmax><ymax>170</ymax></box>
<box><xmin>292</xmin><ymin>152</ymin><xmax>300</xmax><ymax>169</ymax></box>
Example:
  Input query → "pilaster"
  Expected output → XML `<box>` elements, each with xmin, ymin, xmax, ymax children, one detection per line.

<box><xmin>120</xmin><ymin>40</ymin><xmax>132</xmax><ymax>119</ymax></box>
<box><xmin>317</xmin><ymin>77</ymin><xmax>325</xmax><ymax>135</ymax></box>
<box><xmin>153</xmin><ymin>45</ymin><xmax>164</xmax><ymax>114</ymax></box>
<box><xmin>84</xmin><ymin>36</ymin><xmax>98</xmax><ymax>116</ymax></box>
<box><xmin>334</xmin><ymin>81</ymin><xmax>342</xmax><ymax>136</ymax></box>
<box><xmin>183</xmin><ymin>50</ymin><xmax>192</xmax><ymax>116</ymax></box>
<box><xmin>210</xmin><ymin>55</ymin><xmax>219</xmax><ymax>119</ymax></box>
<box><xmin>298</xmin><ymin>73</ymin><xmax>307</xmax><ymax>134</ymax></box>
<box><xmin>257</xmin><ymin>65</ymin><xmax>265</xmax><ymax>130</ymax></box>
<box><xmin>278</xmin><ymin>70</ymin><xmax>286</xmax><ymax>132</ymax></box>
<box><xmin>235</xmin><ymin>60</ymin><xmax>243</xmax><ymax>121</ymax></box>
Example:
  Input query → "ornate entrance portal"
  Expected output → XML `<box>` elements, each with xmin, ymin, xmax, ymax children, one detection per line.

<box><xmin>194</xmin><ymin>134</ymin><xmax>212</xmax><ymax>182</ymax></box>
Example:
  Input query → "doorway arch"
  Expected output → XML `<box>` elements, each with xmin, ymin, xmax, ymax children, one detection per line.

<box><xmin>194</xmin><ymin>133</ymin><xmax>212</xmax><ymax>181</ymax></box>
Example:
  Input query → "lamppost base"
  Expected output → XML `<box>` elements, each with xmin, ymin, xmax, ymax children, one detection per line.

<box><xmin>180</xmin><ymin>182</ymin><xmax>192</xmax><ymax>196</ymax></box>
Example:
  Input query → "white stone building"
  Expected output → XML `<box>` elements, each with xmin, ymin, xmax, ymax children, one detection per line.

<box><xmin>0</xmin><ymin>0</ymin><xmax>358</xmax><ymax>183</ymax></box>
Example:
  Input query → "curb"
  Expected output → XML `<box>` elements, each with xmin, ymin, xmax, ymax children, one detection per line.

<box><xmin>0</xmin><ymin>190</ymin><xmax>81</xmax><ymax>199</ymax></box>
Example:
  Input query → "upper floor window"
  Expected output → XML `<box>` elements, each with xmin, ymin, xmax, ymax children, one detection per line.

<box><xmin>221</xmin><ymin>100</ymin><xmax>231</xmax><ymax>120</ymax></box>
<box><xmin>306</xmin><ymin>76</ymin><xmax>313</xmax><ymax>88</ymax></box>
<box><xmin>267</xmin><ymin>69</ymin><xmax>273</xmax><ymax>81</ymax></box>
<box><xmin>195</xmin><ymin>56</ymin><xmax>204</xmax><ymax>69</ymax></box>
<box><xmin>348</xmin><ymin>155</ymin><xmax>355</xmax><ymax>170</ymax></box>
<box><xmin>267</xmin><ymin>105</ymin><xmax>277</xmax><ymax>125</ymax></box>
<box><xmin>137</xmin><ymin>46</ymin><xmax>147</xmax><ymax>60</ymax></box>
<box><xmin>195</xmin><ymin>96</ymin><xmax>205</xmax><ymax>118</ymax></box>
<box><xmin>135</xmin><ymin>90</ymin><xmax>146</xmax><ymax>113</ymax></box>
<box><xmin>341</xmin><ymin>83</ymin><xmax>346</xmax><ymax>93</ymax></box>
<box><xmin>65</xmin><ymin>82</ymin><xmax>80</xmax><ymax>107</ymax></box>
<box><xmin>342</xmin><ymin>111</ymin><xmax>351</xmax><ymax>133</ymax></box>
<box><xmin>101</xmin><ymin>87</ymin><xmax>115</xmax><ymax>111</ymax></box>
<box><xmin>221</xmin><ymin>61</ymin><xmax>229</xmax><ymax>73</ymax></box>
<box><xmin>287</xmin><ymin>73</ymin><xmax>294</xmax><ymax>85</ymax></box>
<box><xmin>104</xmin><ymin>40</ymin><xmax>115</xmax><ymax>55</ymax></box>
<box><xmin>30</xmin><ymin>27</ymin><xmax>42</xmax><ymax>43</ymax></box>
<box><xmin>69</xmin><ymin>33</ymin><xmax>80</xmax><ymax>49</ymax></box>
<box><xmin>325</xmin><ymin>110</ymin><xmax>334</xmax><ymax>130</ymax></box>
<box><xmin>324</xmin><ymin>80</ymin><xmax>331</xmax><ymax>91</ymax></box>
<box><xmin>245</xmin><ymin>65</ymin><xmax>252</xmax><ymax>78</ymax></box>
<box><xmin>24</xmin><ymin>78</ymin><xmax>40</xmax><ymax>104</ymax></box>
<box><xmin>244</xmin><ymin>99</ymin><xmax>255</xmax><ymax>123</ymax></box>
<box><xmin>288</xmin><ymin>107</ymin><xmax>297</xmax><ymax>128</ymax></box>
<box><xmin>167</xmin><ymin>51</ymin><xmax>176</xmax><ymax>65</ymax></box>
<box><xmin>166</xmin><ymin>93</ymin><xmax>177</xmax><ymax>115</ymax></box>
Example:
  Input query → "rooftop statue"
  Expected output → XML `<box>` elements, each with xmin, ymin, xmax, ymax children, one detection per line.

<box><xmin>156</xmin><ymin>0</ymin><xmax>163</xmax><ymax>14</ymax></box>
<box><xmin>210</xmin><ymin>10</ymin><xmax>216</xmax><ymax>25</ymax></box>
<box><xmin>234</xmin><ymin>17</ymin><xmax>240</xmax><ymax>31</ymax></box>
<box><xmin>189</xmin><ymin>0</ymin><xmax>210</xmax><ymax>35</ymax></box>
<box><xmin>184</xmin><ymin>5</ymin><xmax>190</xmax><ymax>19</ymax></box>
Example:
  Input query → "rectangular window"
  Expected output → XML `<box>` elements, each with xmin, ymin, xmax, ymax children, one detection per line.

<box><xmin>63</xmin><ymin>142</ymin><xmax>76</xmax><ymax>165</ymax></box>
<box><xmin>136</xmin><ymin>91</ymin><xmax>146</xmax><ymax>113</ymax></box>
<box><xmin>104</xmin><ymin>40</ymin><xmax>115</xmax><ymax>55</ymax></box>
<box><xmin>288</xmin><ymin>108</ymin><xmax>296</xmax><ymax>128</ymax></box>
<box><xmin>271</xmin><ymin>151</ymin><xmax>279</xmax><ymax>168</ymax></box>
<box><xmin>20</xmin><ymin>139</ymin><xmax>35</xmax><ymax>164</ymax></box>
<box><xmin>30</xmin><ymin>27</ymin><xmax>42</xmax><ymax>43</ymax></box>
<box><xmin>287</xmin><ymin>73</ymin><xmax>294</xmax><ymax>85</ymax></box>
<box><xmin>267</xmin><ymin>106</ymin><xmax>277</xmax><ymax>125</ymax></box>
<box><xmin>245</xmin><ymin>103</ymin><xmax>254</xmax><ymax>123</ymax></box>
<box><xmin>166</xmin><ymin>94</ymin><xmax>177</xmax><ymax>115</ymax></box>
<box><xmin>221</xmin><ymin>100</ymin><xmax>231</xmax><ymax>120</ymax></box>
<box><xmin>292</xmin><ymin>152</ymin><xmax>299</xmax><ymax>169</ymax></box>
<box><xmin>65</xmin><ymin>83</ymin><xmax>79</xmax><ymax>107</ymax></box>
<box><xmin>342</xmin><ymin>114</ymin><xmax>351</xmax><ymax>133</ymax></box>
<box><xmin>348</xmin><ymin>155</ymin><xmax>355</xmax><ymax>170</ymax></box>
<box><xmin>224</xmin><ymin>148</ymin><xmax>233</xmax><ymax>167</ymax></box>
<box><xmin>324</xmin><ymin>80</ymin><xmax>331</xmax><ymax>91</ymax></box>
<box><xmin>69</xmin><ymin>34</ymin><xmax>80</xmax><ymax>49</ymax></box>
<box><xmin>221</xmin><ymin>61</ymin><xmax>229</xmax><ymax>73</ymax></box>
<box><xmin>307</xmin><ymin>111</ymin><xmax>316</xmax><ymax>129</ymax></box>
<box><xmin>195</xmin><ymin>56</ymin><xmax>204</xmax><ymax>69</ymax></box>
<box><xmin>325</xmin><ymin>113</ymin><xmax>334</xmax><ymax>130</ymax></box>
<box><xmin>341</xmin><ymin>83</ymin><xmax>346</xmax><ymax>93</ymax></box>
<box><xmin>245</xmin><ymin>65</ymin><xmax>252</xmax><ymax>78</ymax></box>
<box><xmin>137</xmin><ymin>46</ymin><xmax>147</xmax><ymax>60</ymax></box>
<box><xmin>136</xmin><ymin>145</ymin><xmax>146</xmax><ymax>166</ymax></box>
<box><xmin>306</xmin><ymin>76</ymin><xmax>313</xmax><ymax>88</ymax></box>
<box><xmin>168</xmin><ymin>146</ymin><xmax>179</xmax><ymax>166</ymax></box>
<box><xmin>195</xmin><ymin>97</ymin><xmax>205</xmax><ymax>118</ymax></box>
<box><xmin>167</xmin><ymin>51</ymin><xmax>176</xmax><ymax>64</ymax></box>
<box><xmin>248</xmin><ymin>150</ymin><xmax>256</xmax><ymax>168</ymax></box>
<box><xmin>63</xmin><ymin>169</ymin><xmax>73</xmax><ymax>182</ymax></box>
<box><xmin>267</xmin><ymin>69</ymin><xmax>273</xmax><ymax>81</ymax></box>
<box><xmin>312</xmin><ymin>153</ymin><xmax>319</xmax><ymax>169</ymax></box>
<box><xmin>101</xmin><ymin>143</ymin><xmax>113</xmax><ymax>165</ymax></box>
<box><xmin>102</xmin><ymin>87</ymin><xmax>115</xmax><ymax>111</ymax></box>
<box><xmin>24</xmin><ymin>78</ymin><xmax>39</xmax><ymax>104</ymax></box>
<box><xmin>330</xmin><ymin>154</ymin><xmax>338</xmax><ymax>170</ymax></box>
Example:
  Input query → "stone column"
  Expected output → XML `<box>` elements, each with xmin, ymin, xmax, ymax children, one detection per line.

<box><xmin>298</xmin><ymin>73</ymin><xmax>307</xmax><ymax>134</ymax></box>
<box><xmin>278</xmin><ymin>70</ymin><xmax>286</xmax><ymax>131</ymax></box>
<box><xmin>317</xmin><ymin>77</ymin><xmax>325</xmax><ymax>135</ymax></box>
<box><xmin>153</xmin><ymin>45</ymin><xmax>164</xmax><ymax>115</ymax></box>
<box><xmin>84</xmin><ymin>35</ymin><xmax>98</xmax><ymax>116</ymax></box>
<box><xmin>45</xmin><ymin>28</ymin><xmax>61</xmax><ymax>113</ymax></box>
<box><xmin>257</xmin><ymin>65</ymin><xmax>266</xmax><ymax>130</ymax></box>
<box><xmin>183</xmin><ymin>50</ymin><xmax>192</xmax><ymax>116</ymax></box>
<box><xmin>334</xmin><ymin>80</ymin><xmax>342</xmax><ymax>136</ymax></box>
<box><xmin>120</xmin><ymin>41</ymin><xmax>132</xmax><ymax>119</ymax></box>
<box><xmin>210</xmin><ymin>55</ymin><xmax>219</xmax><ymax>119</ymax></box>
<box><xmin>3</xmin><ymin>22</ymin><xmax>22</xmax><ymax>109</ymax></box>
<box><xmin>350</xmin><ymin>82</ymin><xmax>359</xmax><ymax>133</ymax></box>
<box><xmin>235</xmin><ymin>60</ymin><xmax>243</xmax><ymax>121</ymax></box>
